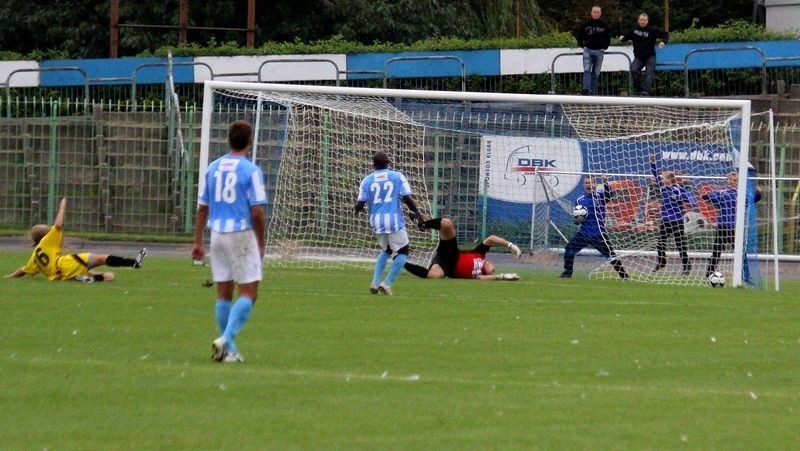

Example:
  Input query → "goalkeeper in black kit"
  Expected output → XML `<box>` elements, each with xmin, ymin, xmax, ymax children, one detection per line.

<box><xmin>403</xmin><ymin>217</ymin><xmax>522</xmax><ymax>281</ymax></box>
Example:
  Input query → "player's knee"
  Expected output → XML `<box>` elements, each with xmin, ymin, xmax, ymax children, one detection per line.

<box><xmin>88</xmin><ymin>254</ymin><xmax>108</xmax><ymax>268</ymax></box>
<box><xmin>427</xmin><ymin>266</ymin><xmax>445</xmax><ymax>279</ymax></box>
<box><xmin>438</xmin><ymin>218</ymin><xmax>456</xmax><ymax>239</ymax></box>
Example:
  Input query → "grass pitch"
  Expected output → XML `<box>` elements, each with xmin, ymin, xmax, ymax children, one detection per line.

<box><xmin>1</xmin><ymin>250</ymin><xmax>798</xmax><ymax>448</ymax></box>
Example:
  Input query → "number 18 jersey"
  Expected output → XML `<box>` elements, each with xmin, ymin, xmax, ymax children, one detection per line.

<box><xmin>199</xmin><ymin>154</ymin><xmax>268</xmax><ymax>233</ymax></box>
<box><xmin>357</xmin><ymin>168</ymin><xmax>412</xmax><ymax>233</ymax></box>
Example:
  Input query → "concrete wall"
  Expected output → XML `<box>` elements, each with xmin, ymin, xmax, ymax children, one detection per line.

<box><xmin>765</xmin><ymin>0</ymin><xmax>800</xmax><ymax>32</ymax></box>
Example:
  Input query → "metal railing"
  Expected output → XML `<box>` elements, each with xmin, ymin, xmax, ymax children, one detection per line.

<box><xmin>3</xmin><ymin>50</ymin><xmax>800</xmax><ymax>106</ymax></box>
<box><xmin>258</xmin><ymin>59</ymin><xmax>342</xmax><ymax>86</ymax></box>
<box><xmin>681</xmin><ymin>46</ymin><xmax>767</xmax><ymax>97</ymax></box>
<box><xmin>549</xmin><ymin>51</ymin><xmax>633</xmax><ymax>94</ymax></box>
<box><xmin>383</xmin><ymin>56</ymin><xmax>466</xmax><ymax>91</ymax></box>
<box><xmin>4</xmin><ymin>67</ymin><xmax>90</xmax><ymax>117</ymax></box>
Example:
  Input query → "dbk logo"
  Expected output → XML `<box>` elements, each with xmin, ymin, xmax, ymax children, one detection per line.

<box><xmin>514</xmin><ymin>158</ymin><xmax>557</xmax><ymax>171</ymax></box>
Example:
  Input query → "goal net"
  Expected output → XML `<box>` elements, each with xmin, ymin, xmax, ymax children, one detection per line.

<box><xmin>560</xmin><ymin>103</ymin><xmax>757</xmax><ymax>287</ymax></box>
<box><xmin>198</xmin><ymin>84</ymin><xmax>438</xmax><ymax>267</ymax></box>
<box><xmin>199</xmin><ymin>81</ymin><xmax>758</xmax><ymax>287</ymax></box>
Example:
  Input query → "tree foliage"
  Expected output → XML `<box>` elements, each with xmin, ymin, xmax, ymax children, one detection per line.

<box><xmin>541</xmin><ymin>0</ymin><xmax>757</xmax><ymax>35</ymax></box>
<box><xmin>0</xmin><ymin>0</ymin><xmax>782</xmax><ymax>60</ymax></box>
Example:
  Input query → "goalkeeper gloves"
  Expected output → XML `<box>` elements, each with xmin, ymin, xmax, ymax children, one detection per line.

<box><xmin>507</xmin><ymin>242</ymin><xmax>522</xmax><ymax>258</ymax></box>
<box><xmin>409</xmin><ymin>210</ymin><xmax>427</xmax><ymax>231</ymax></box>
<box><xmin>495</xmin><ymin>273</ymin><xmax>520</xmax><ymax>281</ymax></box>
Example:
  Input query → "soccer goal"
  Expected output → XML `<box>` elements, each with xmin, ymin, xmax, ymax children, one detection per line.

<box><xmin>199</xmin><ymin>81</ymin><xmax>759</xmax><ymax>288</ymax></box>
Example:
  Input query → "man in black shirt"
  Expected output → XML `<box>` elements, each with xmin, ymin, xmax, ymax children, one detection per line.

<box><xmin>576</xmin><ymin>5</ymin><xmax>611</xmax><ymax>96</ymax></box>
<box><xmin>620</xmin><ymin>13</ymin><xmax>669</xmax><ymax>96</ymax></box>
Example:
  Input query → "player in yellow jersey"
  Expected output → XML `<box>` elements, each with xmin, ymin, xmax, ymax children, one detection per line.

<box><xmin>5</xmin><ymin>197</ymin><xmax>147</xmax><ymax>282</ymax></box>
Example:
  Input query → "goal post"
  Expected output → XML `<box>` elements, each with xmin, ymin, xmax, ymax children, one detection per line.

<box><xmin>199</xmin><ymin>80</ymin><xmax>759</xmax><ymax>287</ymax></box>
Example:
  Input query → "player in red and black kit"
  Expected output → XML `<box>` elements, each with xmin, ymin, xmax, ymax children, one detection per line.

<box><xmin>403</xmin><ymin>217</ymin><xmax>522</xmax><ymax>281</ymax></box>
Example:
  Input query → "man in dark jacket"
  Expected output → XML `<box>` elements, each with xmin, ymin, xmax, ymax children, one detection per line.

<box><xmin>620</xmin><ymin>13</ymin><xmax>669</xmax><ymax>96</ymax></box>
<box><xmin>576</xmin><ymin>5</ymin><xmax>611</xmax><ymax>96</ymax></box>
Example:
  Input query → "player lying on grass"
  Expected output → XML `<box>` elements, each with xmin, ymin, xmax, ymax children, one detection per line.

<box><xmin>5</xmin><ymin>197</ymin><xmax>146</xmax><ymax>282</ymax></box>
<box><xmin>403</xmin><ymin>217</ymin><xmax>522</xmax><ymax>280</ymax></box>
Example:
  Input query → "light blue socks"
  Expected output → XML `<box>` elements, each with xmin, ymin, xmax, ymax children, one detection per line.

<box><xmin>221</xmin><ymin>297</ymin><xmax>253</xmax><ymax>352</ymax></box>
<box><xmin>372</xmin><ymin>251</ymin><xmax>390</xmax><ymax>286</ymax></box>
<box><xmin>384</xmin><ymin>253</ymin><xmax>407</xmax><ymax>286</ymax></box>
<box><xmin>216</xmin><ymin>299</ymin><xmax>238</xmax><ymax>353</ymax></box>
<box><xmin>215</xmin><ymin>300</ymin><xmax>231</xmax><ymax>334</ymax></box>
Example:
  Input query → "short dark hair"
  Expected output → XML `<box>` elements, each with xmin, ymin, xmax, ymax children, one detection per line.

<box><xmin>228</xmin><ymin>120</ymin><xmax>253</xmax><ymax>151</ymax></box>
<box><xmin>373</xmin><ymin>151</ymin><xmax>390</xmax><ymax>169</ymax></box>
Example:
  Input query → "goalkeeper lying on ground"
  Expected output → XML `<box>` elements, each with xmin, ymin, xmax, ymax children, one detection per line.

<box><xmin>5</xmin><ymin>197</ymin><xmax>146</xmax><ymax>282</ymax></box>
<box><xmin>404</xmin><ymin>217</ymin><xmax>522</xmax><ymax>281</ymax></box>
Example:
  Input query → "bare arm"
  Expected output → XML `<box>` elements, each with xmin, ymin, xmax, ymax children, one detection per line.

<box><xmin>4</xmin><ymin>268</ymin><xmax>25</xmax><ymax>278</ymax></box>
<box><xmin>649</xmin><ymin>154</ymin><xmax>663</xmax><ymax>187</ymax></box>
<box><xmin>251</xmin><ymin>205</ymin><xmax>266</xmax><ymax>258</ymax></box>
<box><xmin>401</xmin><ymin>195</ymin><xmax>420</xmax><ymax>217</ymax></box>
<box><xmin>482</xmin><ymin>235</ymin><xmax>511</xmax><ymax>248</ymax></box>
<box><xmin>191</xmin><ymin>204</ymin><xmax>209</xmax><ymax>261</ymax></box>
<box><xmin>401</xmin><ymin>194</ymin><xmax>423</xmax><ymax>225</ymax></box>
<box><xmin>483</xmin><ymin>235</ymin><xmax>521</xmax><ymax>258</ymax></box>
<box><xmin>476</xmin><ymin>273</ymin><xmax>520</xmax><ymax>281</ymax></box>
<box><xmin>54</xmin><ymin>197</ymin><xmax>67</xmax><ymax>229</ymax></box>
<box><xmin>354</xmin><ymin>200</ymin><xmax>366</xmax><ymax>215</ymax></box>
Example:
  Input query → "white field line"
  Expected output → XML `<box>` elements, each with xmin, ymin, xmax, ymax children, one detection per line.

<box><xmin>275</xmin><ymin>288</ymin><xmax>698</xmax><ymax>307</ymax></box>
<box><xmin>7</xmin><ymin>355</ymin><xmax>797</xmax><ymax>401</ymax></box>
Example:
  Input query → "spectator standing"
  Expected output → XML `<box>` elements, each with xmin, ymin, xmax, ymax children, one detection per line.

<box><xmin>620</xmin><ymin>13</ymin><xmax>669</xmax><ymax>96</ymax></box>
<box><xmin>576</xmin><ymin>5</ymin><xmax>611</xmax><ymax>95</ymax></box>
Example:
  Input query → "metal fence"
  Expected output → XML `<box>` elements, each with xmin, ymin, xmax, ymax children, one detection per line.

<box><xmin>1</xmin><ymin>99</ymin><xmax>799</xmax><ymax>259</ymax></box>
<box><xmin>0</xmin><ymin>99</ymin><xmax>196</xmax><ymax>235</ymax></box>
<box><xmin>4</xmin><ymin>50</ymin><xmax>800</xmax><ymax>109</ymax></box>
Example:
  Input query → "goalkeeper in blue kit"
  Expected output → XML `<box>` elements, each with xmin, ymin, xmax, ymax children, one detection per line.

<box><xmin>701</xmin><ymin>171</ymin><xmax>761</xmax><ymax>277</ymax></box>
<box><xmin>561</xmin><ymin>176</ymin><xmax>628</xmax><ymax>279</ymax></box>
<box><xmin>649</xmin><ymin>154</ymin><xmax>698</xmax><ymax>275</ymax></box>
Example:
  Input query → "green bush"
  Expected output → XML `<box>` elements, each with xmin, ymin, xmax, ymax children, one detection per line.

<box><xmin>669</xmin><ymin>20</ymin><xmax>797</xmax><ymax>44</ymax></box>
<box><xmin>144</xmin><ymin>22</ymin><xmax>797</xmax><ymax>58</ymax></box>
<box><xmin>3</xmin><ymin>21</ymin><xmax>798</xmax><ymax>61</ymax></box>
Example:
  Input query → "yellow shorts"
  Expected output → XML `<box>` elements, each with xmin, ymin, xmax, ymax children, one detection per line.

<box><xmin>56</xmin><ymin>253</ymin><xmax>92</xmax><ymax>280</ymax></box>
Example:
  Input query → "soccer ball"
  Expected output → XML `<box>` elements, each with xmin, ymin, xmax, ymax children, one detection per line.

<box><xmin>708</xmin><ymin>271</ymin><xmax>726</xmax><ymax>288</ymax></box>
<box><xmin>572</xmin><ymin>204</ymin><xmax>588</xmax><ymax>223</ymax></box>
<box><xmin>683</xmin><ymin>211</ymin><xmax>708</xmax><ymax>234</ymax></box>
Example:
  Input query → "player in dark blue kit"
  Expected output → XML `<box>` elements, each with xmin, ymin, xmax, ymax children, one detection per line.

<box><xmin>650</xmin><ymin>154</ymin><xmax>698</xmax><ymax>275</ymax></box>
<box><xmin>560</xmin><ymin>176</ymin><xmax>628</xmax><ymax>279</ymax></box>
<box><xmin>701</xmin><ymin>171</ymin><xmax>762</xmax><ymax>277</ymax></box>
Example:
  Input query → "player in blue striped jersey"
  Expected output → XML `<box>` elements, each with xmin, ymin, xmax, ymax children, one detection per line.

<box><xmin>701</xmin><ymin>171</ymin><xmax>762</xmax><ymax>277</ymax></box>
<box><xmin>193</xmin><ymin>120</ymin><xmax>268</xmax><ymax>363</ymax></box>
<box><xmin>561</xmin><ymin>176</ymin><xmax>628</xmax><ymax>279</ymax></box>
<box><xmin>650</xmin><ymin>154</ymin><xmax>698</xmax><ymax>275</ymax></box>
<box><xmin>355</xmin><ymin>151</ymin><xmax>422</xmax><ymax>295</ymax></box>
